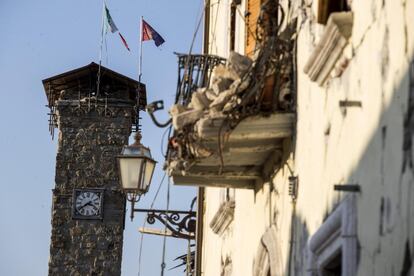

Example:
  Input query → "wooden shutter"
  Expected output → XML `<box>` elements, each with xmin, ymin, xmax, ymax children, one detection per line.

<box><xmin>245</xmin><ymin>0</ymin><xmax>261</xmax><ymax>57</ymax></box>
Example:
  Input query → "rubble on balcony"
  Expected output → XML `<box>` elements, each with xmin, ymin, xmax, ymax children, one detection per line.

<box><xmin>166</xmin><ymin>3</ymin><xmax>296</xmax><ymax>189</ymax></box>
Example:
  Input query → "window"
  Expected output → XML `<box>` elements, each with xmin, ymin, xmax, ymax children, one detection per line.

<box><xmin>306</xmin><ymin>195</ymin><xmax>357</xmax><ymax>276</ymax></box>
<box><xmin>322</xmin><ymin>251</ymin><xmax>342</xmax><ymax>276</ymax></box>
<box><xmin>229</xmin><ymin>1</ymin><xmax>237</xmax><ymax>51</ymax></box>
<box><xmin>317</xmin><ymin>0</ymin><xmax>350</xmax><ymax>24</ymax></box>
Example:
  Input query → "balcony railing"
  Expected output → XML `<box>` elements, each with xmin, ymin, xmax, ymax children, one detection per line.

<box><xmin>174</xmin><ymin>53</ymin><xmax>226</xmax><ymax>106</ymax></box>
<box><xmin>146</xmin><ymin>53</ymin><xmax>225</xmax><ymax>128</ymax></box>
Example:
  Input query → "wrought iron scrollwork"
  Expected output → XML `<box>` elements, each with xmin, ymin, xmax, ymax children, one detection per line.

<box><xmin>134</xmin><ymin>208</ymin><xmax>196</xmax><ymax>240</ymax></box>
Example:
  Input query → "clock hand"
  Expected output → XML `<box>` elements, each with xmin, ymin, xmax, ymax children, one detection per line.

<box><xmin>79</xmin><ymin>200</ymin><xmax>92</xmax><ymax>209</ymax></box>
<box><xmin>80</xmin><ymin>201</ymin><xmax>99</xmax><ymax>212</ymax></box>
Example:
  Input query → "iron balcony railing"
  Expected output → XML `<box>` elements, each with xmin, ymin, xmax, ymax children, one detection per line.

<box><xmin>146</xmin><ymin>53</ymin><xmax>226</xmax><ymax>128</ymax></box>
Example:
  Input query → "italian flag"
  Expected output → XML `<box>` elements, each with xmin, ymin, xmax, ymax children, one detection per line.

<box><xmin>104</xmin><ymin>4</ymin><xmax>130</xmax><ymax>51</ymax></box>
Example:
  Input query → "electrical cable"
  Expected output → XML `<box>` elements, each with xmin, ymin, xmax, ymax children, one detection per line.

<box><xmin>178</xmin><ymin>0</ymin><xmax>208</xmax><ymax>106</ymax></box>
<box><xmin>139</xmin><ymin>2</ymin><xmax>207</xmax><ymax>275</ymax></box>
<box><xmin>137</xmin><ymin>172</ymin><xmax>167</xmax><ymax>276</ymax></box>
<box><xmin>160</xmin><ymin>177</ymin><xmax>171</xmax><ymax>276</ymax></box>
<box><xmin>209</xmin><ymin>0</ymin><xmax>221</xmax><ymax>54</ymax></box>
<box><xmin>188</xmin><ymin>0</ymin><xmax>207</xmax><ymax>56</ymax></box>
<box><xmin>161</xmin><ymin>125</ymin><xmax>172</xmax><ymax>158</ymax></box>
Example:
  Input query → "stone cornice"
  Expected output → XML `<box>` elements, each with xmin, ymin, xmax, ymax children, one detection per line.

<box><xmin>209</xmin><ymin>200</ymin><xmax>235</xmax><ymax>235</ymax></box>
<box><xmin>304</xmin><ymin>12</ymin><xmax>353</xmax><ymax>86</ymax></box>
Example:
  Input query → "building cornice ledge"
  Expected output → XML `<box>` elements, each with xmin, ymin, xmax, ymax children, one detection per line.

<box><xmin>209</xmin><ymin>200</ymin><xmax>235</xmax><ymax>235</ymax></box>
<box><xmin>304</xmin><ymin>12</ymin><xmax>353</xmax><ymax>86</ymax></box>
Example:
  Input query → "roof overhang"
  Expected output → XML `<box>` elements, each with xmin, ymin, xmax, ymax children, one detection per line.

<box><xmin>42</xmin><ymin>62</ymin><xmax>146</xmax><ymax>108</ymax></box>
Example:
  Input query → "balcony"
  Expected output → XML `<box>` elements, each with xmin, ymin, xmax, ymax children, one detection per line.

<box><xmin>160</xmin><ymin>3</ymin><xmax>296</xmax><ymax>189</ymax></box>
<box><xmin>169</xmin><ymin>111</ymin><xmax>294</xmax><ymax>188</ymax></box>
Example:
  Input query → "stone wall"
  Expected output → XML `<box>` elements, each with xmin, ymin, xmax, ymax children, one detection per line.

<box><xmin>49</xmin><ymin>97</ymin><xmax>134</xmax><ymax>276</ymax></box>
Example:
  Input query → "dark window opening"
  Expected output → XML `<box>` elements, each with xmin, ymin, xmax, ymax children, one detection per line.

<box><xmin>318</xmin><ymin>0</ymin><xmax>350</xmax><ymax>24</ymax></box>
<box><xmin>230</xmin><ymin>2</ymin><xmax>237</xmax><ymax>51</ymax></box>
<box><xmin>322</xmin><ymin>251</ymin><xmax>342</xmax><ymax>276</ymax></box>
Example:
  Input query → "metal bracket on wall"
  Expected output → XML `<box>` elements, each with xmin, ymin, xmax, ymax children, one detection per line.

<box><xmin>146</xmin><ymin>100</ymin><xmax>172</xmax><ymax>128</ymax></box>
<box><xmin>134</xmin><ymin>208</ymin><xmax>196</xmax><ymax>240</ymax></box>
<box><xmin>334</xmin><ymin>184</ymin><xmax>361</xmax><ymax>192</ymax></box>
<box><xmin>339</xmin><ymin>100</ymin><xmax>362</xmax><ymax>108</ymax></box>
<box><xmin>288</xmin><ymin>176</ymin><xmax>299</xmax><ymax>201</ymax></box>
<box><xmin>132</xmin><ymin>197</ymin><xmax>197</xmax><ymax>240</ymax></box>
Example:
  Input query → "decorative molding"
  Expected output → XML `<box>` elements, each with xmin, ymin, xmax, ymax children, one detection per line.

<box><xmin>253</xmin><ymin>224</ymin><xmax>284</xmax><ymax>276</ymax></box>
<box><xmin>304</xmin><ymin>12</ymin><xmax>353</xmax><ymax>86</ymax></box>
<box><xmin>253</xmin><ymin>242</ymin><xmax>271</xmax><ymax>276</ymax></box>
<box><xmin>221</xmin><ymin>257</ymin><xmax>232</xmax><ymax>276</ymax></box>
<box><xmin>306</xmin><ymin>195</ymin><xmax>357</xmax><ymax>276</ymax></box>
<box><xmin>209</xmin><ymin>200</ymin><xmax>235</xmax><ymax>235</ymax></box>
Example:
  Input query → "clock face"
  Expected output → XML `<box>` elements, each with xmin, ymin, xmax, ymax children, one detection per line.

<box><xmin>72</xmin><ymin>189</ymin><xmax>104</xmax><ymax>219</ymax></box>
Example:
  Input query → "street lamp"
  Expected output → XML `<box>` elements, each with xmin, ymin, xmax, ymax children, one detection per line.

<box><xmin>118</xmin><ymin>133</ymin><xmax>197</xmax><ymax>275</ymax></box>
<box><xmin>118</xmin><ymin>132</ymin><xmax>156</xmax><ymax>220</ymax></box>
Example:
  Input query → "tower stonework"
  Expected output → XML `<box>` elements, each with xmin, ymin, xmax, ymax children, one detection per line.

<box><xmin>43</xmin><ymin>63</ymin><xmax>146</xmax><ymax>275</ymax></box>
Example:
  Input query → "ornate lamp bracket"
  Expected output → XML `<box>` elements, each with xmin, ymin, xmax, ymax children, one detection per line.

<box><xmin>134</xmin><ymin>208</ymin><xmax>196</xmax><ymax>240</ymax></box>
<box><xmin>133</xmin><ymin>197</ymin><xmax>197</xmax><ymax>240</ymax></box>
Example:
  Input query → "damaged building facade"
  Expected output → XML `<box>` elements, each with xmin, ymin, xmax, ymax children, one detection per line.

<box><xmin>163</xmin><ymin>0</ymin><xmax>414</xmax><ymax>275</ymax></box>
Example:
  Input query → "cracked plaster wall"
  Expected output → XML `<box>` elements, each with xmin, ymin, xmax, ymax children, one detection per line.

<box><xmin>200</xmin><ymin>0</ymin><xmax>414</xmax><ymax>275</ymax></box>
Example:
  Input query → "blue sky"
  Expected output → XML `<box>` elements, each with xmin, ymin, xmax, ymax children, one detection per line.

<box><xmin>0</xmin><ymin>0</ymin><xmax>201</xmax><ymax>275</ymax></box>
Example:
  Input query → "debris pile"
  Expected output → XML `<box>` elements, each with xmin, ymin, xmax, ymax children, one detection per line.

<box><xmin>171</xmin><ymin>51</ymin><xmax>253</xmax><ymax>132</ymax></box>
<box><xmin>166</xmin><ymin>5</ymin><xmax>296</xmax><ymax>174</ymax></box>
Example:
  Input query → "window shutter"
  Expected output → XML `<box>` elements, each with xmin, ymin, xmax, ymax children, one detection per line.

<box><xmin>245</xmin><ymin>0</ymin><xmax>261</xmax><ymax>57</ymax></box>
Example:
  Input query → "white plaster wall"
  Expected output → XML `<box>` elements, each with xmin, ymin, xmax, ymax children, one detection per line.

<box><xmin>202</xmin><ymin>188</ymin><xmax>227</xmax><ymax>276</ymax></box>
<box><xmin>207</xmin><ymin>0</ymin><xmax>246</xmax><ymax>57</ymax></box>
<box><xmin>200</xmin><ymin>0</ymin><xmax>414</xmax><ymax>275</ymax></box>
<box><xmin>208</xmin><ymin>0</ymin><xmax>230</xmax><ymax>57</ymax></box>
<box><xmin>292</xmin><ymin>0</ymin><xmax>414</xmax><ymax>275</ymax></box>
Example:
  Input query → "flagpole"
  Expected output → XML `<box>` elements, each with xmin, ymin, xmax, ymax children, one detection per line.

<box><xmin>139</xmin><ymin>16</ymin><xmax>143</xmax><ymax>82</ymax></box>
<box><xmin>136</xmin><ymin>16</ymin><xmax>144</xmax><ymax>136</ymax></box>
<box><xmin>97</xmin><ymin>0</ymin><xmax>106</xmax><ymax>98</ymax></box>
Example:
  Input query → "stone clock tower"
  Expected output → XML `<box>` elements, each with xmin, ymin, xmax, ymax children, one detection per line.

<box><xmin>43</xmin><ymin>63</ymin><xmax>146</xmax><ymax>275</ymax></box>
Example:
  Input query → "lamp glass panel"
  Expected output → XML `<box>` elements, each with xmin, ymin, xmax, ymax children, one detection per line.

<box><xmin>119</xmin><ymin>157</ymin><xmax>144</xmax><ymax>190</ymax></box>
<box><xmin>121</xmin><ymin>146</ymin><xmax>152</xmax><ymax>158</ymax></box>
<box><xmin>122</xmin><ymin>147</ymin><xmax>143</xmax><ymax>156</ymax></box>
<box><xmin>142</xmin><ymin>148</ymin><xmax>152</xmax><ymax>158</ymax></box>
<box><xmin>143</xmin><ymin>160</ymin><xmax>156</xmax><ymax>190</ymax></box>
